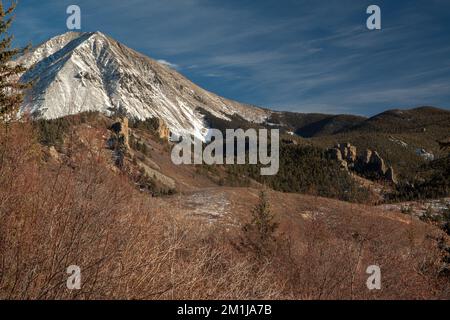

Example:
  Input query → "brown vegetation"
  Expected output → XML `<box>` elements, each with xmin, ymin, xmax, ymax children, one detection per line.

<box><xmin>0</xmin><ymin>121</ymin><xmax>449</xmax><ymax>300</ymax></box>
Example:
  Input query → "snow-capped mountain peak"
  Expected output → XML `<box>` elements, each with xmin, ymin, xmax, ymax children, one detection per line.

<box><xmin>18</xmin><ymin>31</ymin><xmax>269</xmax><ymax>140</ymax></box>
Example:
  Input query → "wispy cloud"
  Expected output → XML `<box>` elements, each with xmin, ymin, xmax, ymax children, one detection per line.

<box><xmin>156</xmin><ymin>59</ymin><xmax>179</xmax><ymax>70</ymax></box>
<box><xmin>11</xmin><ymin>0</ymin><xmax>450</xmax><ymax>115</ymax></box>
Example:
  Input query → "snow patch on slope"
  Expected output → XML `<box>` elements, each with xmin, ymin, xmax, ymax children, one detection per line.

<box><xmin>18</xmin><ymin>31</ymin><xmax>270</xmax><ymax>141</ymax></box>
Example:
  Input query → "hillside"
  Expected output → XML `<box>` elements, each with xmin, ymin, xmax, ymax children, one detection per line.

<box><xmin>308</xmin><ymin>107</ymin><xmax>450</xmax><ymax>181</ymax></box>
<box><xmin>1</xmin><ymin>117</ymin><xmax>449</xmax><ymax>299</ymax></box>
<box><xmin>342</xmin><ymin>106</ymin><xmax>450</xmax><ymax>135</ymax></box>
<box><xmin>267</xmin><ymin>112</ymin><xmax>366</xmax><ymax>137</ymax></box>
<box><xmin>2</xmin><ymin>0</ymin><xmax>450</xmax><ymax>302</ymax></box>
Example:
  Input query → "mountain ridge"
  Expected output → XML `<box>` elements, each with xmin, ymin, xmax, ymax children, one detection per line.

<box><xmin>17</xmin><ymin>31</ymin><xmax>269</xmax><ymax>141</ymax></box>
<box><xmin>16</xmin><ymin>31</ymin><xmax>450</xmax><ymax>141</ymax></box>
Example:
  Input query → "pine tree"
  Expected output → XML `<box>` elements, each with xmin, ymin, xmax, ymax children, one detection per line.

<box><xmin>242</xmin><ymin>190</ymin><xmax>278</xmax><ymax>256</ymax></box>
<box><xmin>0</xmin><ymin>1</ymin><xmax>30</xmax><ymax>120</ymax></box>
<box><xmin>251</xmin><ymin>190</ymin><xmax>278</xmax><ymax>243</ymax></box>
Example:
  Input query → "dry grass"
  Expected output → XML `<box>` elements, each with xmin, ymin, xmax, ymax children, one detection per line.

<box><xmin>0</xmin><ymin>121</ymin><xmax>448</xmax><ymax>300</ymax></box>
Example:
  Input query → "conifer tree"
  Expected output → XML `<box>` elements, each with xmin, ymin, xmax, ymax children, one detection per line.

<box><xmin>250</xmin><ymin>190</ymin><xmax>278</xmax><ymax>244</ymax></box>
<box><xmin>0</xmin><ymin>1</ymin><xmax>30</xmax><ymax>120</ymax></box>
<box><xmin>242</xmin><ymin>190</ymin><xmax>279</xmax><ymax>257</ymax></box>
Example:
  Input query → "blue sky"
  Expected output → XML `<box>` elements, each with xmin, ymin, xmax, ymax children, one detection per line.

<box><xmin>10</xmin><ymin>0</ymin><xmax>450</xmax><ymax>116</ymax></box>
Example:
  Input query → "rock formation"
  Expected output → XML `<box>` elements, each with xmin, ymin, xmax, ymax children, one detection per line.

<box><xmin>109</xmin><ymin>117</ymin><xmax>130</xmax><ymax>168</ymax></box>
<box><xmin>368</xmin><ymin>151</ymin><xmax>387</xmax><ymax>175</ymax></box>
<box><xmin>327</xmin><ymin>142</ymin><xmax>397</xmax><ymax>184</ymax></box>
<box><xmin>157</xmin><ymin>118</ymin><xmax>171</xmax><ymax>140</ymax></box>
<box><xmin>385</xmin><ymin>166</ymin><xmax>397</xmax><ymax>184</ymax></box>
<box><xmin>337</xmin><ymin>143</ymin><xmax>357</xmax><ymax>163</ymax></box>
<box><xmin>111</xmin><ymin>117</ymin><xmax>129</xmax><ymax>148</ymax></box>
<box><xmin>362</xmin><ymin>149</ymin><xmax>372</xmax><ymax>164</ymax></box>
<box><xmin>329</xmin><ymin>148</ymin><xmax>343</xmax><ymax>161</ymax></box>
<box><xmin>328</xmin><ymin>147</ymin><xmax>348</xmax><ymax>169</ymax></box>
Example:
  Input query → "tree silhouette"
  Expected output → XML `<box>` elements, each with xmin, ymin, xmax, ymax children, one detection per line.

<box><xmin>0</xmin><ymin>1</ymin><xmax>31</xmax><ymax>120</ymax></box>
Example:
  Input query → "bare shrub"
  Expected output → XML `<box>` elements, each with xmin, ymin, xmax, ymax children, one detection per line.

<box><xmin>0</xmin><ymin>122</ymin><xmax>284</xmax><ymax>299</ymax></box>
<box><xmin>0</xmin><ymin>122</ymin><xmax>448</xmax><ymax>300</ymax></box>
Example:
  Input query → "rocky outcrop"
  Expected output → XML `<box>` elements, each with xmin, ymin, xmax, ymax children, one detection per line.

<box><xmin>367</xmin><ymin>151</ymin><xmax>387</xmax><ymax>175</ymax></box>
<box><xmin>157</xmin><ymin>118</ymin><xmax>171</xmax><ymax>140</ymax></box>
<box><xmin>109</xmin><ymin>117</ymin><xmax>130</xmax><ymax>168</ymax></box>
<box><xmin>42</xmin><ymin>146</ymin><xmax>61</xmax><ymax>163</ymax></box>
<box><xmin>111</xmin><ymin>117</ymin><xmax>129</xmax><ymax>148</ymax></box>
<box><xmin>338</xmin><ymin>143</ymin><xmax>357</xmax><ymax>163</ymax></box>
<box><xmin>327</xmin><ymin>142</ymin><xmax>397</xmax><ymax>184</ymax></box>
<box><xmin>329</xmin><ymin>148</ymin><xmax>343</xmax><ymax>161</ymax></box>
<box><xmin>362</xmin><ymin>149</ymin><xmax>372</xmax><ymax>164</ymax></box>
<box><xmin>385</xmin><ymin>166</ymin><xmax>397</xmax><ymax>184</ymax></box>
<box><xmin>328</xmin><ymin>147</ymin><xmax>348</xmax><ymax>169</ymax></box>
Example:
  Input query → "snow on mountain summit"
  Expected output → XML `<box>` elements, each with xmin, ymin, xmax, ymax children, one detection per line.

<box><xmin>18</xmin><ymin>31</ymin><xmax>269</xmax><ymax>140</ymax></box>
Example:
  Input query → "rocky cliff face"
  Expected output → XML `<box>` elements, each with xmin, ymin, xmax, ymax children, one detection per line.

<box><xmin>328</xmin><ymin>143</ymin><xmax>397</xmax><ymax>184</ymax></box>
<box><xmin>157</xmin><ymin>118</ymin><xmax>171</xmax><ymax>141</ymax></box>
<box><xmin>17</xmin><ymin>31</ymin><xmax>269</xmax><ymax>141</ymax></box>
<box><xmin>109</xmin><ymin>117</ymin><xmax>130</xmax><ymax>167</ymax></box>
